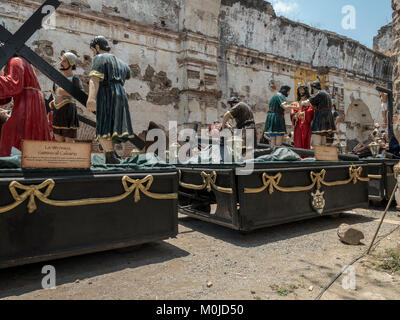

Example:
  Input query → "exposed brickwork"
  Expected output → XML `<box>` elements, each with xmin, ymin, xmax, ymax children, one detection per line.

<box><xmin>392</xmin><ymin>0</ymin><xmax>400</xmax><ymax>141</ymax></box>
<box><xmin>393</xmin><ymin>0</ymin><xmax>400</xmax><ymax>115</ymax></box>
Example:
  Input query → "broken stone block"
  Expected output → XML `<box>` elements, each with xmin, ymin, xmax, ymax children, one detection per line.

<box><xmin>337</xmin><ymin>224</ymin><xmax>364</xmax><ymax>245</ymax></box>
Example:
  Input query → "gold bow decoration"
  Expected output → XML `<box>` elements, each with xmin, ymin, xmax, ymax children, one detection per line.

<box><xmin>245</xmin><ymin>171</ymin><xmax>321</xmax><ymax>195</ymax></box>
<box><xmin>178</xmin><ymin>170</ymin><xmax>233</xmax><ymax>194</ymax></box>
<box><xmin>5</xmin><ymin>179</ymin><xmax>55</xmax><ymax>214</ymax></box>
<box><xmin>0</xmin><ymin>175</ymin><xmax>177</xmax><ymax>215</ymax></box>
<box><xmin>243</xmin><ymin>173</ymin><xmax>284</xmax><ymax>195</ymax></box>
<box><xmin>310</xmin><ymin>170</ymin><xmax>326</xmax><ymax>191</ymax></box>
<box><xmin>320</xmin><ymin>166</ymin><xmax>369</xmax><ymax>187</ymax></box>
<box><xmin>244</xmin><ymin>166</ymin><xmax>369</xmax><ymax>195</ymax></box>
<box><xmin>122</xmin><ymin>175</ymin><xmax>178</xmax><ymax>203</ymax></box>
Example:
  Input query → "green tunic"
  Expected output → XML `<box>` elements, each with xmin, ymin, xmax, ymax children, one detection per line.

<box><xmin>264</xmin><ymin>93</ymin><xmax>287</xmax><ymax>136</ymax></box>
<box><xmin>90</xmin><ymin>53</ymin><xmax>133</xmax><ymax>142</ymax></box>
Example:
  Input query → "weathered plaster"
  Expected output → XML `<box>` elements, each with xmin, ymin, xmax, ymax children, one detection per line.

<box><xmin>0</xmin><ymin>0</ymin><xmax>393</xmax><ymax>146</ymax></box>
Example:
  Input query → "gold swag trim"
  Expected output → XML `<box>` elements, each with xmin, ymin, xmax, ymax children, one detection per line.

<box><xmin>178</xmin><ymin>170</ymin><xmax>233</xmax><ymax>194</ymax></box>
<box><xmin>96</xmin><ymin>132</ymin><xmax>135</xmax><ymax>141</ymax></box>
<box><xmin>89</xmin><ymin>70</ymin><xmax>105</xmax><ymax>81</ymax></box>
<box><xmin>0</xmin><ymin>175</ymin><xmax>177</xmax><ymax>215</ymax></box>
<box><xmin>368</xmin><ymin>174</ymin><xmax>382</xmax><ymax>180</ymax></box>
<box><xmin>51</xmin><ymin>98</ymin><xmax>74</xmax><ymax>110</ymax></box>
<box><xmin>244</xmin><ymin>166</ymin><xmax>369</xmax><ymax>195</ymax></box>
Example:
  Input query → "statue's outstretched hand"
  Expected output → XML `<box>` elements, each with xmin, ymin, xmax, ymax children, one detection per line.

<box><xmin>0</xmin><ymin>108</ymin><xmax>10</xmax><ymax>119</ymax></box>
<box><xmin>86</xmin><ymin>99</ymin><xmax>97</xmax><ymax>113</ymax></box>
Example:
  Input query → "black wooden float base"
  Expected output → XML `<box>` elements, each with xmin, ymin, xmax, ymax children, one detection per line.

<box><xmin>366</xmin><ymin>159</ymin><xmax>398</xmax><ymax>202</ymax></box>
<box><xmin>0</xmin><ymin>170</ymin><xmax>178</xmax><ymax>269</ymax></box>
<box><xmin>177</xmin><ymin>162</ymin><xmax>369</xmax><ymax>232</ymax></box>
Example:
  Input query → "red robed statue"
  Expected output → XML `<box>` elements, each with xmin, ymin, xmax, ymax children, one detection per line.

<box><xmin>290</xmin><ymin>85</ymin><xmax>315</xmax><ymax>150</ymax></box>
<box><xmin>0</xmin><ymin>56</ymin><xmax>51</xmax><ymax>156</ymax></box>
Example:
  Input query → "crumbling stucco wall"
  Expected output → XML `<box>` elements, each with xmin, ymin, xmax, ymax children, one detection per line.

<box><xmin>0</xmin><ymin>0</ymin><xmax>393</xmax><ymax>147</ymax></box>
<box><xmin>374</xmin><ymin>23</ymin><xmax>393</xmax><ymax>56</ymax></box>
<box><xmin>1</xmin><ymin>0</ymin><xmax>183</xmax><ymax>143</ymax></box>
<box><xmin>218</xmin><ymin>0</ymin><xmax>392</xmax><ymax>144</ymax></box>
<box><xmin>392</xmin><ymin>0</ymin><xmax>400</xmax><ymax>143</ymax></box>
<box><xmin>219</xmin><ymin>0</ymin><xmax>391</xmax><ymax>82</ymax></box>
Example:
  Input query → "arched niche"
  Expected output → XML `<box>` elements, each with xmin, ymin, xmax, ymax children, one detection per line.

<box><xmin>345</xmin><ymin>99</ymin><xmax>374</xmax><ymax>149</ymax></box>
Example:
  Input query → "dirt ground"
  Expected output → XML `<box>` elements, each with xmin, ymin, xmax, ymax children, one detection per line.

<box><xmin>0</xmin><ymin>207</ymin><xmax>399</xmax><ymax>300</ymax></box>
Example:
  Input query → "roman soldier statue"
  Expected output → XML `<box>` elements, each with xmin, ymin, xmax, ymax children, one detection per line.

<box><xmin>50</xmin><ymin>52</ymin><xmax>81</xmax><ymax>142</ymax></box>
<box><xmin>86</xmin><ymin>36</ymin><xmax>133</xmax><ymax>164</ymax></box>
<box><xmin>301</xmin><ymin>80</ymin><xmax>336</xmax><ymax>146</ymax></box>
<box><xmin>264</xmin><ymin>86</ymin><xmax>299</xmax><ymax>146</ymax></box>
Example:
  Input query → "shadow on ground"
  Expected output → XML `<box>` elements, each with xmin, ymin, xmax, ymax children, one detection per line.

<box><xmin>0</xmin><ymin>241</ymin><xmax>189</xmax><ymax>299</ymax></box>
<box><xmin>178</xmin><ymin>212</ymin><xmax>376</xmax><ymax>248</ymax></box>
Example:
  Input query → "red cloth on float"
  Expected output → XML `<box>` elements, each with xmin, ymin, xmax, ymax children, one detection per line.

<box><xmin>290</xmin><ymin>102</ymin><xmax>315</xmax><ymax>150</ymax></box>
<box><xmin>48</xmin><ymin>110</ymin><xmax>55</xmax><ymax>141</ymax></box>
<box><xmin>0</xmin><ymin>57</ymin><xmax>51</xmax><ymax>156</ymax></box>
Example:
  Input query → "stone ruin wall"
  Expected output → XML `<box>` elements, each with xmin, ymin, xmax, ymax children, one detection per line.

<box><xmin>218</xmin><ymin>0</ymin><xmax>392</xmax><ymax>148</ymax></box>
<box><xmin>392</xmin><ymin>0</ymin><xmax>400</xmax><ymax>144</ymax></box>
<box><xmin>0</xmin><ymin>0</ymin><xmax>393</xmax><ymax>152</ymax></box>
<box><xmin>374</xmin><ymin>23</ymin><xmax>393</xmax><ymax>56</ymax></box>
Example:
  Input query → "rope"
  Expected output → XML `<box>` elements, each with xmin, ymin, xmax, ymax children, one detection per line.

<box><xmin>315</xmin><ymin>217</ymin><xmax>400</xmax><ymax>300</ymax></box>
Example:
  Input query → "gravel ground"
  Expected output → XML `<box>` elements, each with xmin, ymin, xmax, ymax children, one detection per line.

<box><xmin>0</xmin><ymin>207</ymin><xmax>399</xmax><ymax>300</ymax></box>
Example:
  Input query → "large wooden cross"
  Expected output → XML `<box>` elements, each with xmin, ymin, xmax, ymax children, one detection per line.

<box><xmin>0</xmin><ymin>0</ymin><xmax>145</xmax><ymax>149</ymax></box>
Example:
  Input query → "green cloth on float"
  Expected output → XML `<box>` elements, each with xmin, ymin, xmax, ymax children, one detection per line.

<box><xmin>245</xmin><ymin>148</ymin><xmax>318</xmax><ymax>163</ymax></box>
<box><xmin>0</xmin><ymin>155</ymin><xmax>22</xmax><ymax>169</ymax></box>
<box><xmin>177</xmin><ymin>147</ymin><xmax>316</xmax><ymax>165</ymax></box>
<box><xmin>90</xmin><ymin>153</ymin><xmax>175</xmax><ymax>171</ymax></box>
<box><xmin>0</xmin><ymin>153</ymin><xmax>175</xmax><ymax>173</ymax></box>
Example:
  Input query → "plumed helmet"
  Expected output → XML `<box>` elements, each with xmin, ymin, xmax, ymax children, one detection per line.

<box><xmin>62</xmin><ymin>52</ymin><xmax>78</xmax><ymax>67</ymax></box>
<box><xmin>90</xmin><ymin>36</ymin><xmax>111</xmax><ymax>52</ymax></box>
<box><xmin>310</xmin><ymin>80</ymin><xmax>322</xmax><ymax>91</ymax></box>
<box><xmin>228</xmin><ymin>96</ymin><xmax>240</xmax><ymax>105</ymax></box>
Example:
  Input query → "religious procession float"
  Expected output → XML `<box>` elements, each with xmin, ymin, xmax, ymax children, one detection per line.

<box><xmin>176</xmin><ymin>125</ymin><xmax>399</xmax><ymax>232</ymax></box>
<box><xmin>0</xmin><ymin>156</ymin><xmax>178</xmax><ymax>269</ymax></box>
<box><xmin>176</xmin><ymin>80</ymin><xmax>399</xmax><ymax>232</ymax></box>
<box><xmin>0</xmin><ymin>0</ymin><xmax>398</xmax><ymax>269</ymax></box>
<box><xmin>177</xmin><ymin>144</ymin><xmax>370</xmax><ymax>232</ymax></box>
<box><xmin>0</xmin><ymin>0</ymin><xmax>178</xmax><ymax>269</ymax></box>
